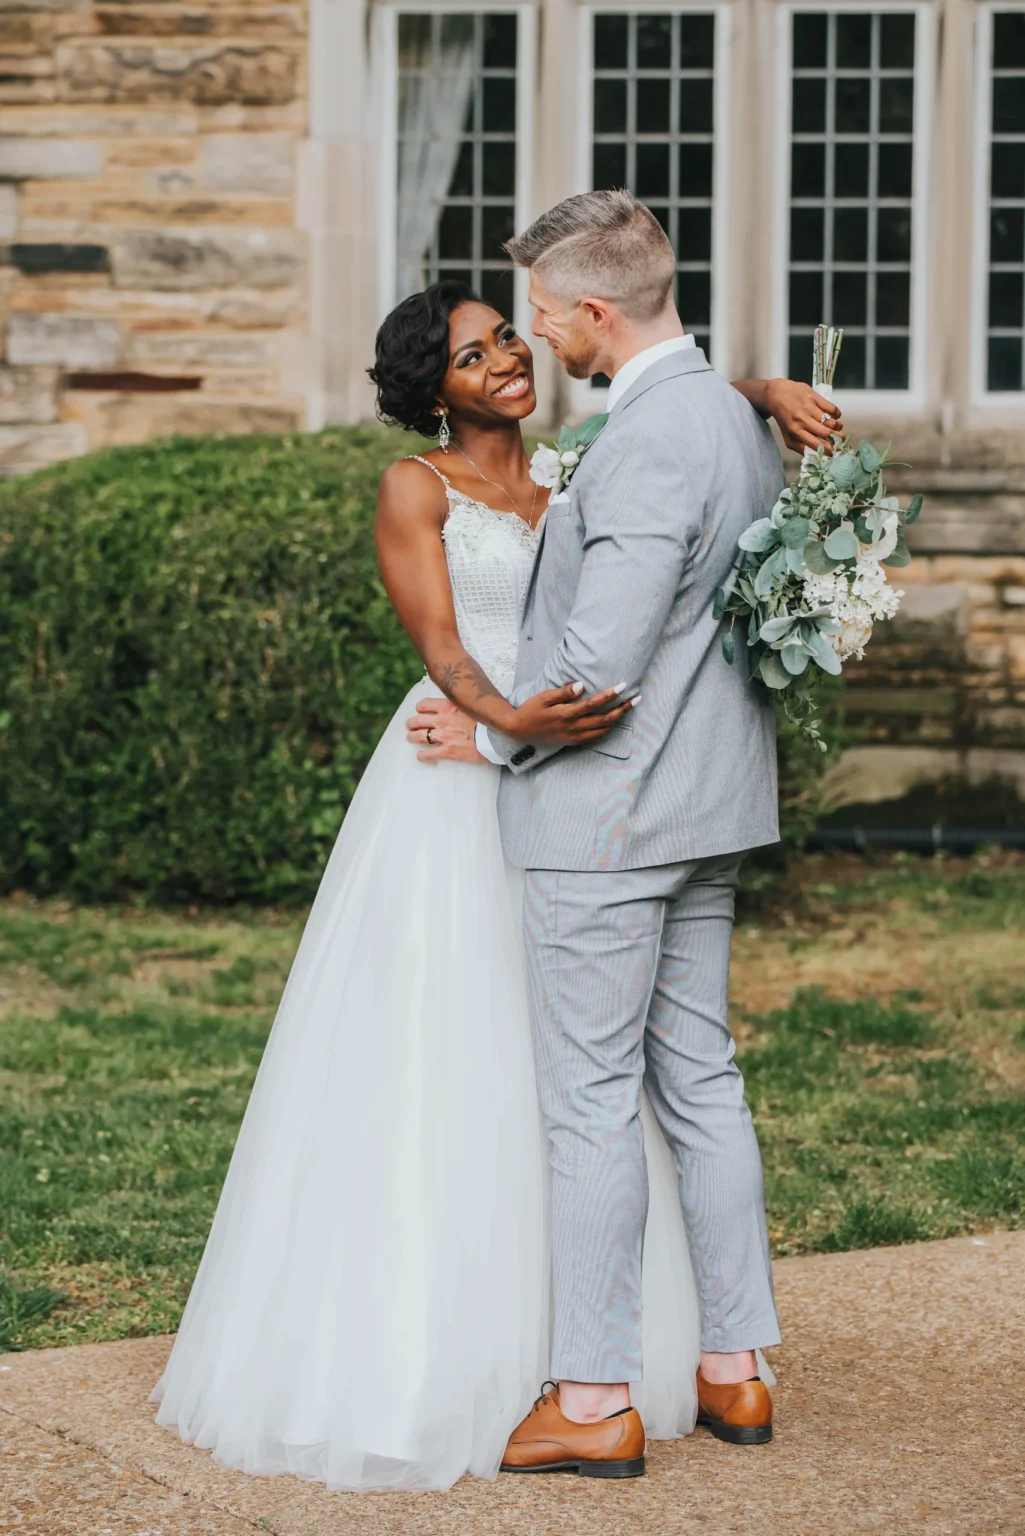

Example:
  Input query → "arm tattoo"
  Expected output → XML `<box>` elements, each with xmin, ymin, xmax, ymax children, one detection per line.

<box><xmin>434</xmin><ymin>654</ymin><xmax>503</xmax><ymax>705</ymax></box>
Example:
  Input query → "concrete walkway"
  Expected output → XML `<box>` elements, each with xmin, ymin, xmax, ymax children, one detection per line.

<box><xmin>2</xmin><ymin>1232</ymin><xmax>1024</xmax><ymax>1536</ymax></box>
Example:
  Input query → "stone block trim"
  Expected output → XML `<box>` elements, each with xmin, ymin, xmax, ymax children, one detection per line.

<box><xmin>0</xmin><ymin>2</ymin><xmax>308</xmax><ymax>477</ymax></box>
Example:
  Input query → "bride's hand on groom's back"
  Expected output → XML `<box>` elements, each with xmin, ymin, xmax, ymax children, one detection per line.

<box><xmin>507</xmin><ymin>682</ymin><xmax>637</xmax><ymax>747</ymax></box>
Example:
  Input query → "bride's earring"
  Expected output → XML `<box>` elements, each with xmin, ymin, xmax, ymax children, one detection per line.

<box><xmin>437</xmin><ymin>409</ymin><xmax>451</xmax><ymax>453</ymax></box>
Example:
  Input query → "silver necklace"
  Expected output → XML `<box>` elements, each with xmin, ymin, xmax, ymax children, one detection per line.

<box><xmin>453</xmin><ymin>442</ymin><xmax>541</xmax><ymax>529</ymax></box>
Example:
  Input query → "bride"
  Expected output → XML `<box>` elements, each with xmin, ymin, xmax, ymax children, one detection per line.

<box><xmin>153</xmin><ymin>281</ymin><xmax>840</xmax><ymax>1492</ymax></box>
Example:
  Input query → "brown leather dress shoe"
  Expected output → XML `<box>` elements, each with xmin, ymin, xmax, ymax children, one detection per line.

<box><xmin>501</xmin><ymin>1384</ymin><xmax>646</xmax><ymax>1478</ymax></box>
<box><xmin>695</xmin><ymin>1370</ymin><xmax>773</xmax><ymax>1445</ymax></box>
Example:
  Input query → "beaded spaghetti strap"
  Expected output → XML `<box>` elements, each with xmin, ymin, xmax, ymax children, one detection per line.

<box><xmin>408</xmin><ymin>454</ymin><xmax>452</xmax><ymax>488</ymax></box>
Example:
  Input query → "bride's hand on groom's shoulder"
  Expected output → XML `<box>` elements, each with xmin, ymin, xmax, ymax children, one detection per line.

<box><xmin>406</xmin><ymin>697</ymin><xmax>487</xmax><ymax>763</ymax></box>
<box><xmin>507</xmin><ymin>682</ymin><xmax>637</xmax><ymax>747</ymax></box>
<box><xmin>765</xmin><ymin>379</ymin><xmax>844</xmax><ymax>455</ymax></box>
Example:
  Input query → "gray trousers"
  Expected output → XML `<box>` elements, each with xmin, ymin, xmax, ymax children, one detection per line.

<box><xmin>523</xmin><ymin>855</ymin><xmax>780</xmax><ymax>1384</ymax></box>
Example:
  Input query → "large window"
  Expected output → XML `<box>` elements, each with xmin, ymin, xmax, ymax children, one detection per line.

<box><xmin>590</xmin><ymin>10</ymin><xmax>718</xmax><ymax>365</ymax></box>
<box><xmin>786</xmin><ymin>10</ymin><xmax>918</xmax><ymax>391</ymax></box>
<box><xmin>985</xmin><ymin>9</ymin><xmax>1025</xmax><ymax>391</ymax></box>
<box><xmin>395</xmin><ymin>11</ymin><xmax>519</xmax><ymax>313</ymax></box>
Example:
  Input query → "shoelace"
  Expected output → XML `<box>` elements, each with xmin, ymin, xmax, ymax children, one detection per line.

<box><xmin>531</xmin><ymin>1380</ymin><xmax>558</xmax><ymax>1414</ymax></box>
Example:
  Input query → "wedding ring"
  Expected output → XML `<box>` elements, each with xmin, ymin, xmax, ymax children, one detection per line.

<box><xmin>820</xmin><ymin>411</ymin><xmax>831</xmax><ymax>424</ymax></box>
<box><xmin>426</xmin><ymin>727</ymin><xmax>434</xmax><ymax>745</ymax></box>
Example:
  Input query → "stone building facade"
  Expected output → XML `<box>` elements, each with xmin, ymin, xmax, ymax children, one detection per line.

<box><xmin>1</xmin><ymin>0</ymin><xmax>1023</xmax><ymax>809</ymax></box>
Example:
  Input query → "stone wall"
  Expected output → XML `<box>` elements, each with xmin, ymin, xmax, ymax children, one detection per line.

<box><xmin>0</xmin><ymin>0</ymin><xmax>309</xmax><ymax>477</ymax></box>
<box><xmin>824</xmin><ymin>463</ymin><xmax>1025</xmax><ymax>811</ymax></box>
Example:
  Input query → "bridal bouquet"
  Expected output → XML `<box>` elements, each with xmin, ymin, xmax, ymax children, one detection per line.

<box><xmin>717</xmin><ymin>329</ymin><xmax>923</xmax><ymax>748</ymax></box>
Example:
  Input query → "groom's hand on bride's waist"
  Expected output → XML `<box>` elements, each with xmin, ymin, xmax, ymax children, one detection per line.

<box><xmin>406</xmin><ymin>697</ymin><xmax>487</xmax><ymax>763</ymax></box>
<box><xmin>504</xmin><ymin>681</ymin><xmax>638</xmax><ymax>747</ymax></box>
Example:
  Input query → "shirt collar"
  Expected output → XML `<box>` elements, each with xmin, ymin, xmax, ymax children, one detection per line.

<box><xmin>605</xmin><ymin>334</ymin><xmax>696</xmax><ymax>413</ymax></box>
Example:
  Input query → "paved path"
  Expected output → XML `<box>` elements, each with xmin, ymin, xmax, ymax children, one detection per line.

<box><xmin>2</xmin><ymin>1232</ymin><xmax>1024</xmax><ymax>1536</ymax></box>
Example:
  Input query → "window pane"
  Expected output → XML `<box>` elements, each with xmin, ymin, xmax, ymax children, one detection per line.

<box><xmin>679</xmin><ymin>14</ymin><xmax>714</xmax><ymax>68</ymax></box>
<box><xmin>793</xmin><ymin>13</ymin><xmax>827</xmax><ymax>67</ymax></box>
<box><xmin>994</xmin><ymin>12</ymin><xmax>1025</xmax><ymax>67</ymax></box>
<box><xmin>593</xmin><ymin>141</ymin><xmax>627</xmax><ymax>189</ymax></box>
<box><xmin>879</xmin><ymin>78</ymin><xmax>914</xmax><ymax>135</ymax></box>
<box><xmin>789</xmin><ymin>332</ymin><xmax>816</xmax><ymax>383</ymax></box>
<box><xmin>880</xmin><ymin>14</ymin><xmax>916</xmax><ymax>68</ymax></box>
<box><xmin>988</xmin><ymin>336</ymin><xmax>1024</xmax><ymax>391</ymax></box>
<box><xmin>594</xmin><ymin>14</ymin><xmax>628</xmax><ymax>69</ymax></box>
<box><xmin>790</xmin><ymin>269</ymin><xmax>824</xmax><ymax>325</ymax></box>
<box><xmin>679</xmin><ymin>78</ymin><xmax>713</xmax><ymax>134</ymax></box>
<box><xmin>637</xmin><ymin>14</ymin><xmax>672</xmax><ymax>68</ymax></box>
<box><xmin>836</xmin><ymin>13</ymin><xmax>871</xmax><ymax>67</ymax></box>
<box><xmin>792</xmin><ymin>142</ymin><xmax>826</xmax><ymax>198</ymax></box>
<box><xmin>836</xmin><ymin>77</ymin><xmax>871</xmax><ymax>134</ymax></box>
<box><xmin>676</xmin><ymin>269</ymin><xmax>710</xmax><ymax>325</ymax></box>
<box><xmin>833</xmin><ymin>270</ymin><xmax>868</xmax><ymax>325</ymax></box>
<box><xmin>678</xmin><ymin>142</ymin><xmax>712</xmax><ymax>197</ymax></box>
<box><xmin>438</xmin><ymin>205</ymin><xmax>473</xmax><ymax>260</ymax></box>
<box><xmin>481</xmin><ymin>141</ymin><xmax>515</xmax><ymax>196</ymax></box>
<box><xmin>678</xmin><ymin>206</ymin><xmax>711</xmax><ymax>261</ymax></box>
<box><xmin>448</xmin><ymin>141</ymin><xmax>474</xmax><ymax>197</ymax></box>
<box><xmin>787</xmin><ymin>11</ymin><xmax>916</xmax><ymax>389</ymax></box>
<box><xmin>876</xmin><ymin>270</ymin><xmax>911</xmax><ymax>326</ymax></box>
<box><xmin>594</xmin><ymin>78</ymin><xmax>627</xmax><ymax>134</ymax></box>
<box><xmin>483</xmin><ymin>14</ymin><xmax>516</xmax><ymax>68</ymax></box>
<box><xmin>875</xmin><ymin>336</ymin><xmax>909</xmax><ymax>389</ymax></box>
<box><xmin>636</xmin><ymin>141</ymin><xmax>670</xmax><ymax>197</ymax></box>
<box><xmin>479</xmin><ymin>267</ymin><xmax>513</xmax><ymax>316</ymax></box>
<box><xmin>878</xmin><ymin>142</ymin><xmax>913</xmax><ymax>198</ymax></box>
<box><xmin>637</xmin><ymin>77</ymin><xmax>671</xmax><ymax>133</ymax></box>
<box><xmin>994</xmin><ymin>79</ymin><xmax>1025</xmax><ymax>135</ymax></box>
<box><xmin>835</xmin><ymin>142</ymin><xmax>869</xmax><ymax>197</ymax></box>
<box><xmin>793</xmin><ymin>77</ymin><xmax>827</xmax><ymax>133</ymax></box>
<box><xmin>989</xmin><ymin>272</ymin><xmax>1025</xmax><ymax>329</ymax></box>
<box><xmin>482</xmin><ymin>76</ymin><xmax>515</xmax><ymax>132</ymax></box>
<box><xmin>991</xmin><ymin>209</ymin><xmax>1025</xmax><ymax>265</ymax></box>
<box><xmin>791</xmin><ymin>206</ymin><xmax>825</xmax><ymax>261</ymax></box>
<box><xmin>992</xmin><ymin>142</ymin><xmax>1025</xmax><ymax>198</ymax></box>
<box><xmin>481</xmin><ymin>205</ymin><xmax>515</xmax><ymax>260</ymax></box>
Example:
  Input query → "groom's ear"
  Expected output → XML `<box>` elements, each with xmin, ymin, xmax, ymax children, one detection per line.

<box><xmin>581</xmin><ymin>296</ymin><xmax>615</xmax><ymax>332</ymax></box>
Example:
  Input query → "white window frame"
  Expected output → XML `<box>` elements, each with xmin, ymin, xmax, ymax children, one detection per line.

<box><xmin>570</xmin><ymin>0</ymin><xmax>733</xmax><ymax>419</ymax></box>
<box><xmin>770</xmin><ymin>1</ymin><xmax>935</xmax><ymax>414</ymax></box>
<box><xmin>970</xmin><ymin>1</ymin><xmax>1025</xmax><ymax>409</ymax></box>
<box><xmin>373</xmin><ymin>0</ymin><xmax>536</xmax><ymax>339</ymax></box>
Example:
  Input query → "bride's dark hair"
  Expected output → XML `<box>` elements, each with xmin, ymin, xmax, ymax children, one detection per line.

<box><xmin>368</xmin><ymin>280</ymin><xmax>478</xmax><ymax>438</ymax></box>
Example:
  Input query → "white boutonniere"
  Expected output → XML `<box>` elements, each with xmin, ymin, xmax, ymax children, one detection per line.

<box><xmin>529</xmin><ymin>413</ymin><xmax>608</xmax><ymax>492</ymax></box>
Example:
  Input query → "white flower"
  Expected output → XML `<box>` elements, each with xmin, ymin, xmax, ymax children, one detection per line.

<box><xmin>559</xmin><ymin>449</ymin><xmax>580</xmax><ymax>468</ymax></box>
<box><xmin>802</xmin><ymin>555</ymin><xmax>904</xmax><ymax>662</ymax></box>
<box><xmin>529</xmin><ymin>444</ymin><xmax>562</xmax><ymax>489</ymax></box>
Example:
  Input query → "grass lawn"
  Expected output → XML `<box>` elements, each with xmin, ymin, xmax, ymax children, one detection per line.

<box><xmin>1</xmin><ymin>852</ymin><xmax>1023</xmax><ymax>1352</ymax></box>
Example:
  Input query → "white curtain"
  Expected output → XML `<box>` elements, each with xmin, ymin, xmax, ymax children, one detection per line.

<box><xmin>396</xmin><ymin>26</ymin><xmax>477</xmax><ymax>300</ymax></box>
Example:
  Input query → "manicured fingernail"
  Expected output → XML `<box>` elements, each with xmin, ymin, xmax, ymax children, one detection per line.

<box><xmin>613</xmin><ymin>681</ymin><xmax>627</xmax><ymax>695</ymax></box>
<box><xmin>630</xmin><ymin>695</ymin><xmax>642</xmax><ymax>707</ymax></box>
<box><xmin>571</xmin><ymin>681</ymin><xmax>585</xmax><ymax>695</ymax></box>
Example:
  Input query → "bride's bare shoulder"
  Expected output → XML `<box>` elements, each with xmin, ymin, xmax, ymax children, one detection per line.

<box><xmin>376</xmin><ymin>454</ymin><xmax>449</xmax><ymax>544</ymax></box>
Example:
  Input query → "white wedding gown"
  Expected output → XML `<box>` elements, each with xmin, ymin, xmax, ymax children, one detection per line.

<box><xmin>152</xmin><ymin>467</ymin><xmax>703</xmax><ymax>1491</ymax></box>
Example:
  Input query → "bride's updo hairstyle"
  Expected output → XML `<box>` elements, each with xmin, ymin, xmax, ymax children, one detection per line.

<box><xmin>369</xmin><ymin>279</ymin><xmax>478</xmax><ymax>438</ymax></box>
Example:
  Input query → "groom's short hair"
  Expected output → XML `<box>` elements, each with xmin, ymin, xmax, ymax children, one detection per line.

<box><xmin>505</xmin><ymin>190</ymin><xmax>676</xmax><ymax>321</ymax></box>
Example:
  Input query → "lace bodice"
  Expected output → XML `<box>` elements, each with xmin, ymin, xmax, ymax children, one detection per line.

<box><xmin>409</xmin><ymin>456</ymin><xmax>544</xmax><ymax>695</ymax></box>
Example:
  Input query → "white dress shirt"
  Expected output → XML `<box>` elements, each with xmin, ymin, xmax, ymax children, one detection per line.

<box><xmin>474</xmin><ymin>333</ymin><xmax>697</xmax><ymax>765</ymax></box>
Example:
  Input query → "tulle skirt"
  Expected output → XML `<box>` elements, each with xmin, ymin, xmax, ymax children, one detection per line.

<box><xmin>153</xmin><ymin>677</ymin><xmax>702</xmax><ymax>1491</ymax></box>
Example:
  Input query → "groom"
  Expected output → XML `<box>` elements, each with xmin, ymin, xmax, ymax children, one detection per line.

<box><xmin>425</xmin><ymin>189</ymin><xmax>783</xmax><ymax>1474</ymax></box>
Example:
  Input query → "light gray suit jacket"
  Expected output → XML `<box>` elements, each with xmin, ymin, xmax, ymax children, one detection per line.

<box><xmin>490</xmin><ymin>347</ymin><xmax>784</xmax><ymax>872</ymax></box>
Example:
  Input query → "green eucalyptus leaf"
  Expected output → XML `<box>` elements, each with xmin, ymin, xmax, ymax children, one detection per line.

<box><xmin>781</xmin><ymin>516</ymin><xmax>811</xmax><ymax>549</ymax></box>
<box><xmin>804</xmin><ymin>625</ymin><xmax>844</xmax><ymax>676</ymax></box>
<box><xmin>748</xmin><ymin>608</ymin><xmax>762</xmax><ymax>645</ymax></box>
<box><xmin>556</xmin><ymin>424</ymin><xmax>574</xmax><ymax>450</ymax></box>
<box><xmin>904</xmin><ymin>492</ymin><xmax>924</xmax><ymax>525</ymax></box>
<box><xmin>803</xmin><ymin>538</ymin><xmax>842</xmax><ymax>575</ymax></box>
<box><xmin>823</xmin><ymin>526</ymin><xmax>859</xmax><ymax>562</ymax></box>
<box><xmin>721</xmin><ymin>629</ymin><xmax>736</xmax><ymax>665</ymax></box>
<box><xmin>575</xmin><ymin>413</ymin><xmax>608</xmax><ymax>449</ymax></box>
<box><xmin>753</xmin><ymin>543</ymin><xmax>789</xmax><ymax>600</ymax></box>
<box><xmin>738</xmin><ymin>517</ymin><xmax>777</xmax><ymax>553</ymax></box>
<box><xmin>857</xmin><ymin>440</ymin><xmax>880</xmax><ymax>474</ymax></box>
<box><xmin>759</xmin><ymin>614</ymin><xmax>798</xmax><ymax>644</ymax></box>
<box><xmin>853</xmin><ymin>515</ymin><xmax>873</xmax><ymax>543</ymax></box>
<box><xmin>738</xmin><ymin>575</ymin><xmax>758</xmax><ymax>606</ymax></box>
<box><xmin>781</xmin><ymin>642</ymin><xmax>811</xmax><ymax>676</ymax></box>
<box><xmin>883</xmin><ymin>533</ymin><xmax>911</xmax><ymax>568</ymax></box>
<box><xmin>786</xmin><ymin>545</ymin><xmax>807</xmax><ymax>576</ymax></box>
<box><xmin>758</xmin><ymin>652</ymin><xmax>791</xmax><ymax>689</ymax></box>
<box><xmin>829</xmin><ymin>456</ymin><xmax>857</xmax><ymax>491</ymax></box>
<box><xmin>712</xmin><ymin>586</ymin><xmax>726</xmax><ymax>621</ymax></box>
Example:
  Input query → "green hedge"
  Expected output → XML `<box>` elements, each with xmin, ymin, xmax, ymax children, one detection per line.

<box><xmin>0</xmin><ymin>428</ymin><xmax>837</xmax><ymax>904</ymax></box>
